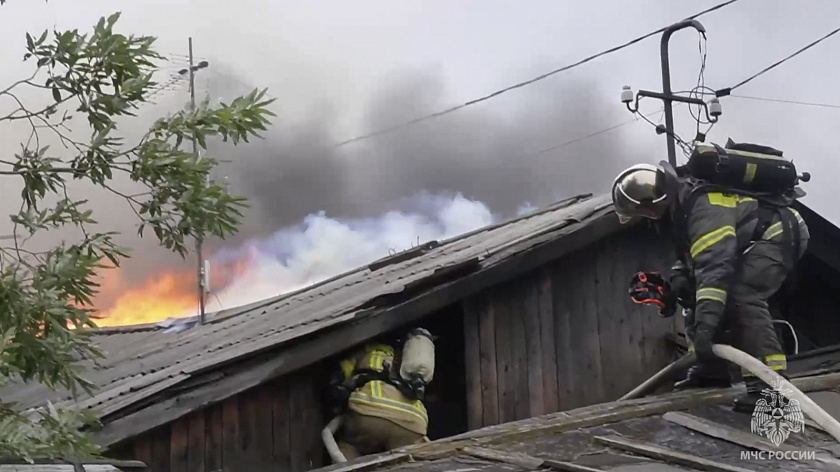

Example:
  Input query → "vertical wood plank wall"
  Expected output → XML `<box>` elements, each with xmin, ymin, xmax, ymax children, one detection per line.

<box><xmin>113</xmin><ymin>368</ymin><xmax>325</xmax><ymax>472</ymax></box>
<box><xmin>462</xmin><ymin>223</ymin><xmax>675</xmax><ymax>428</ymax></box>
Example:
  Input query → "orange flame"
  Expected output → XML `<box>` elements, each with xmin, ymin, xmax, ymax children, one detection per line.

<box><xmin>92</xmin><ymin>256</ymin><xmax>254</xmax><ymax>327</ymax></box>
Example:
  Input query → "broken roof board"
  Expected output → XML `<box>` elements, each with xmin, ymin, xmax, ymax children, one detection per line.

<box><xmin>0</xmin><ymin>194</ymin><xmax>614</xmax><ymax>419</ymax></box>
<box><xmin>315</xmin><ymin>371</ymin><xmax>840</xmax><ymax>472</ymax></box>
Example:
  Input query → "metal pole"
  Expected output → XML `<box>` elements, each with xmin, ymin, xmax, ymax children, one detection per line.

<box><xmin>188</xmin><ymin>37</ymin><xmax>207</xmax><ymax>325</ymax></box>
<box><xmin>659</xmin><ymin>19</ymin><xmax>706</xmax><ymax>168</ymax></box>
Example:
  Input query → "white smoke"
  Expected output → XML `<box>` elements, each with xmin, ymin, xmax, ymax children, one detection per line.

<box><xmin>203</xmin><ymin>192</ymin><xmax>498</xmax><ymax>313</ymax></box>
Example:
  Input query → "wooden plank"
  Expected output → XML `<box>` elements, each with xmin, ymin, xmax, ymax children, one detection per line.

<box><xmin>300</xmin><ymin>368</ymin><xmax>325</xmax><ymax>471</ymax></box>
<box><xmin>663</xmin><ymin>411</ymin><xmax>840</xmax><ymax>467</ymax></box>
<box><xmin>132</xmin><ymin>436</ymin><xmax>153</xmax><ymax>469</ymax></box>
<box><xmin>508</xmin><ymin>283</ymin><xmax>531</xmax><ymax>421</ymax></box>
<box><xmin>492</xmin><ymin>287</ymin><xmax>514</xmax><ymax>424</ymax></box>
<box><xmin>271</xmin><ymin>377</ymin><xmax>292</xmax><ymax>472</ymax></box>
<box><xmin>95</xmin><ymin>206</ymin><xmax>622</xmax><ymax>449</ymax></box>
<box><xmin>461</xmin><ymin>298</ymin><xmax>483</xmax><ymax>431</ymax></box>
<box><xmin>551</xmin><ymin>257</ymin><xmax>576</xmax><ymax>411</ymax></box>
<box><xmin>221</xmin><ymin>395</ymin><xmax>240</xmax><ymax>472</ymax></box>
<box><xmin>186</xmin><ymin>412</ymin><xmax>205</xmax><ymax>472</ymax></box>
<box><xmin>151</xmin><ymin>425</ymin><xmax>172</xmax><ymax>472</ymax></box>
<box><xmin>204</xmin><ymin>404</ymin><xmax>223</xmax><ymax>472</ymax></box>
<box><xmin>592</xmin><ymin>435</ymin><xmax>756</xmax><ymax>472</ymax></box>
<box><xmin>542</xmin><ymin>459</ymin><xmax>612</xmax><ymax>472</ymax></box>
<box><xmin>288</xmin><ymin>372</ymin><xmax>307</xmax><ymax>472</ymax></box>
<box><xmin>477</xmin><ymin>294</ymin><xmax>499</xmax><ymax>428</ymax></box>
<box><xmin>537</xmin><ymin>268</ymin><xmax>559</xmax><ymax>414</ymax></box>
<box><xmin>236</xmin><ymin>388</ymin><xmax>261</xmax><ymax>472</ymax></box>
<box><xmin>522</xmin><ymin>277</ymin><xmax>545</xmax><ymax>417</ymax></box>
<box><xmin>168</xmin><ymin>417</ymin><xmax>189</xmax><ymax>472</ymax></box>
<box><xmin>461</xmin><ymin>446</ymin><xmax>543</xmax><ymax>469</ymax></box>
<box><xmin>569</xmin><ymin>247</ymin><xmax>605</xmax><ymax>406</ymax></box>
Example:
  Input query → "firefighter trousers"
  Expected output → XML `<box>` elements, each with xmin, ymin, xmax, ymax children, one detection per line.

<box><xmin>336</xmin><ymin>410</ymin><xmax>428</xmax><ymax>460</ymax></box>
<box><xmin>686</xmin><ymin>240</ymin><xmax>800</xmax><ymax>391</ymax></box>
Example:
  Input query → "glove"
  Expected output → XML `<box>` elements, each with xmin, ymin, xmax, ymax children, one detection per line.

<box><xmin>668</xmin><ymin>261</ymin><xmax>695</xmax><ymax>310</ymax></box>
<box><xmin>629</xmin><ymin>271</ymin><xmax>677</xmax><ymax>317</ymax></box>
<box><xmin>692</xmin><ymin>322</ymin><xmax>717</xmax><ymax>361</ymax></box>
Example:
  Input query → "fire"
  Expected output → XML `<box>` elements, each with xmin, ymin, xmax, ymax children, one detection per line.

<box><xmin>92</xmin><ymin>255</ymin><xmax>254</xmax><ymax>327</ymax></box>
<box><xmin>94</xmin><ymin>271</ymin><xmax>198</xmax><ymax>327</ymax></box>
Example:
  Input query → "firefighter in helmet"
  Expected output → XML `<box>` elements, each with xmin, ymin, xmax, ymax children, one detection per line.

<box><xmin>612</xmin><ymin>162</ymin><xmax>809</xmax><ymax>412</ymax></box>
<box><xmin>326</xmin><ymin>330</ymin><xmax>434</xmax><ymax>459</ymax></box>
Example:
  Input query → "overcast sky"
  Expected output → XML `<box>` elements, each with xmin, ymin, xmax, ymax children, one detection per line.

<box><xmin>1</xmin><ymin>0</ymin><xmax>839</xmax><ymax>307</ymax></box>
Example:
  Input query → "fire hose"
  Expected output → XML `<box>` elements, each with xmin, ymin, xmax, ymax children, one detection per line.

<box><xmin>622</xmin><ymin>344</ymin><xmax>840</xmax><ymax>444</ymax></box>
<box><xmin>322</xmin><ymin>415</ymin><xmax>347</xmax><ymax>463</ymax></box>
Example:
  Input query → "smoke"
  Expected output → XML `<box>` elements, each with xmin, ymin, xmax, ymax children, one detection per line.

<box><xmin>203</xmin><ymin>192</ymin><xmax>496</xmax><ymax>313</ymax></box>
<box><xmin>72</xmin><ymin>61</ymin><xmax>659</xmax><ymax>317</ymax></box>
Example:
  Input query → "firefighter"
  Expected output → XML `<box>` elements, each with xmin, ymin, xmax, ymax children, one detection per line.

<box><xmin>611</xmin><ymin>161</ymin><xmax>809</xmax><ymax>412</ymax></box>
<box><xmin>329</xmin><ymin>338</ymin><xmax>431</xmax><ymax>459</ymax></box>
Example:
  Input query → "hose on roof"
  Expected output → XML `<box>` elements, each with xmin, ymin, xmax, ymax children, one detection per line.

<box><xmin>711</xmin><ymin>344</ymin><xmax>840</xmax><ymax>444</ymax></box>
<box><xmin>322</xmin><ymin>415</ymin><xmax>347</xmax><ymax>463</ymax></box>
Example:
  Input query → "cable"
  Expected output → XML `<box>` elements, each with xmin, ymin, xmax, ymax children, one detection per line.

<box><xmin>334</xmin><ymin>0</ymin><xmax>743</xmax><ymax>148</ymax></box>
<box><xmin>527</xmin><ymin>108</ymin><xmax>664</xmax><ymax>157</ymax></box>
<box><xmin>729</xmin><ymin>94</ymin><xmax>840</xmax><ymax>110</ymax></box>
<box><xmin>717</xmin><ymin>24</ymin><xmax>840</xmax><ymax>96</ymax></box>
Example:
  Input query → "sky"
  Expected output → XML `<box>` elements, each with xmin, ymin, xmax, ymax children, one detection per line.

<box><xmin>1</xmin><ymin>0</ymin><xmax>839</xmax><ymax>324</ymax></box>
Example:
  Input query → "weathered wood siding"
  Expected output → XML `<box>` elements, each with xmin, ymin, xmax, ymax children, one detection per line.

<box><xmin>462</xmin><ymin>223</ymin><xmax>676</xmax><ymax>428</ymax></box>
<box><xmin>110</xmin><ymin>368</ymin><xmax>324</xmax><ymax>472</ymax></box>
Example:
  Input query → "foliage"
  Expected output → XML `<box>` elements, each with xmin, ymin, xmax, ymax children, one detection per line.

<box><xmin>0</xmin><ymin>10</ymin><xmax>275</xmax><ymax>461</ymax></box>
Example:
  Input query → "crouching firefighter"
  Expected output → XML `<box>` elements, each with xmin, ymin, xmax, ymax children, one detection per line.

<box><xmin>613</xmin><ymin>138</ymin><xmax>810</xmax><ymax>413</ymax></box>
<box><xmin>325</xmin><ymin>328</ymin><xmax>435</xmax><ymax>460</ymax></box>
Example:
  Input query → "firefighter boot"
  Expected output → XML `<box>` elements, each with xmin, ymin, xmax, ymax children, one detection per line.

<box><xmin>674</xmin><ymin>364</ymin><xmax>731</xmax><ymax>390</ymax></box>
<box><xmin>732</xmin><ymin>371</ymin><xmax>789</xmax><ymax>414</ymax></box>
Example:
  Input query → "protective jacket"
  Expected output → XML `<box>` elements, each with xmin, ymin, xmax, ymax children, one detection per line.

<box><xmin>671</xmin><ymin>177</ymin><xmax>809</xmax><ymax>330</ymax></box>
<box><xmin>340</xmin><ymin>344</ymin><xmax>429</xmax><ymax>436</ymax></box>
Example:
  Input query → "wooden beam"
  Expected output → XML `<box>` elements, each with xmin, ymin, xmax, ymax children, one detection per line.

<box><xmin>542</xmin><ymin>459</ymin><xmax>612</xmax><ymax>472</ymax></box>
<box><xmin>461</xmin><ymin>446</ymin><xmax>543</xmax><ymax>469</ymax></box>
<box><xmin>663</xmin><ymin>411</ymin><xmax>840</xmax><ymax>467</ymax></box>
<box><xmin>592</xmin><ymin>435</ymin><xmax>756</xmax><ymax>472</ymax></box>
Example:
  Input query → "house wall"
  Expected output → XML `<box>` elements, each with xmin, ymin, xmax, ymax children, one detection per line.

<box><xmin>461</xmin><ymin>222</ymin><xmax>676</xmax><ymax>429</ymax></box>
<box><xmin>108</xmin><ymin>367</ymin><xmax>326</xmax><ymax>472</ymax></box>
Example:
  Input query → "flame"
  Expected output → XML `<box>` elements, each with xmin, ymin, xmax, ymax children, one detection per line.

<box><xmin>92</xmin><ymin>256</ymin><xmax>254</xmax><ymax>327</ymax></box>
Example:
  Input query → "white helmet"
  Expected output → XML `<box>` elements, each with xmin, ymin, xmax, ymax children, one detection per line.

<box><xmin>611</xmin><ymin>163</ymin><xmax>670</xmax><ymax>224</ymax></box>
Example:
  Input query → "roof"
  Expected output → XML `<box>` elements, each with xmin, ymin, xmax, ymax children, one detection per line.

<box><xmin>315</xmin><ymin>354</ymin><xmax>840</xmax><ymax>472</ymax></box>
<box><xmin>1</xmin><ymin>193</ymin><xmax>625</xmax><ymax>446</ymax></box>
<box><xmin>5</xmin><ymin>191</ymin><xmax>840</xmax><ymax>450</ymax></box>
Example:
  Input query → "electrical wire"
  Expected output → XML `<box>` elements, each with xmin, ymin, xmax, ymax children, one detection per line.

<box><xmin>717</xmin><ymin>24</ymin><xmax>840</xmax><ymax>96</ymax></box>
<box><xmin>333</xmin><ymin>0</ymin><xmax>743</xmax><ymax>148</ymax></box>
<box><xmin>729</xmin><ymin>94</ymin><xmax>840</xmax><ymax>110</ymax></box>
<box><xmin>527</xmin><ymin>108</ymin><xmax>664</xmax><ymax>157</ymax></box>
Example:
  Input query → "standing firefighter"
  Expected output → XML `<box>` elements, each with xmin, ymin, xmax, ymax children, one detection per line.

<box><xmin>325</xmin><ymin>328</ymin><xmax>435</xmax><ymax>460</ymax></box>
<box><xmin>614</xmin><ymin>139</ymin><xmax>810</xmax><ymax>412</ymax></box>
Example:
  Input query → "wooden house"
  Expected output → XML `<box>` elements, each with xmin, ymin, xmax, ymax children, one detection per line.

<box><xmin>2</xmin><ymin>193</ymin><xmax>840</xmax><ymax>472</ymax></box>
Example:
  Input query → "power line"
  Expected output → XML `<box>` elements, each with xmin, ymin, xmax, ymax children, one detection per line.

<box><xmin>333</xmin><ymin>0</ymin><xmax>743</xmax><ymax>148</ymax></box>
<box><xmin>528</xmin><ymin>108</ymin><xmax>664</xmax><ymax>157</ymax></box>
<box><xmin>717</xmin><ymin>24</ymin><xmax>840</xmax><ymax>96</ymax></box>
<box><xmin>729</xmin><ymin>94</ymin><xmax>840</xmax><ymax>110</ymax></box>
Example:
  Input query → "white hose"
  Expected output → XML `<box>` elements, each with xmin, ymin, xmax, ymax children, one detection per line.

<box><xmin>322</xmin><ymin>415</ymin><xmax>347</xmax><ymax>463</ymax></box>
<box><xmin>771</xmin><ymin>320</ymin><xmax>799</xmax><ymax>355</ymax></box>
<box><xmin>712</xmin><ymin>344</ymin><xmax>840</xmax><ymax>444</ymax></box>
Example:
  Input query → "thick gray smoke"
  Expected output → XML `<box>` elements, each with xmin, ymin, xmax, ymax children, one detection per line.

<box><xmin>198</xmin><ymin>65</ymin><xmax>653</xmax><ymax>250</ymax></box>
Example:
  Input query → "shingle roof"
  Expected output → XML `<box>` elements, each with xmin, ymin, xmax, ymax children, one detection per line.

<box><xmin>0</xmin><ymin>193</ymin><xmax>617</xmax><ymax>432</ymax></box>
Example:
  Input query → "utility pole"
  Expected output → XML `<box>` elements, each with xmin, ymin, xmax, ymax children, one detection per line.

<box><xmin>180</xmin><ymin>38</ymin><xmax>210</xmax><ymax>324</ymax></box>
<box><xmin>620</xmin><ymin>19</ymin><xmax>722</xmax><ymax>167</ymax></box>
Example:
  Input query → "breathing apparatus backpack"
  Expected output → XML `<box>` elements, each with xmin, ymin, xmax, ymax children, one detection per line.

<box><xmin>395</xmin><ymin>328</ymin><xmax>436</xmax><ymax>400</ymax></box>
<box><xmin>665</xmin><ymin>138</ymin><xmax>808</xmax><ymax>273</ymax></box>
<box><xmin>684</xmin><ymin>138</ymin><xmax>805</xmax><ymax>196</ymax></box>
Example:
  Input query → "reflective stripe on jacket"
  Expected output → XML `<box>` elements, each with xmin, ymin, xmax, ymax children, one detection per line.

<box><xmin>343</xmin><ymin>344</ymin><xmax>429</xmax><ymax>435</ymax></box>
<box><xmin>677</xmin><ymin>185</ymin><xmax>809</xmax><ymax>327</ymax></box>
